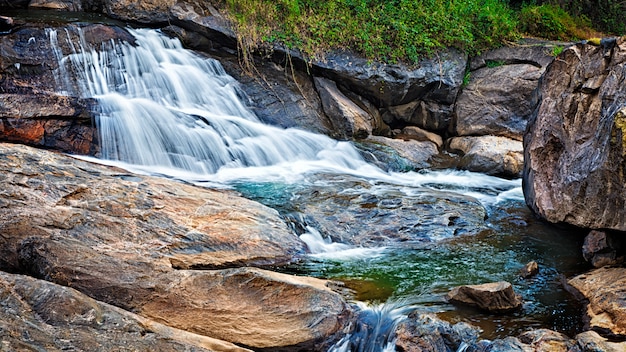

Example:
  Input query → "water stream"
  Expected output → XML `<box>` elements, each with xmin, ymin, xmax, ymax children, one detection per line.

<box><xmin>50</xmin><ymin>26</ymin><xmax>587</xmax><ymax>350</ymax></box>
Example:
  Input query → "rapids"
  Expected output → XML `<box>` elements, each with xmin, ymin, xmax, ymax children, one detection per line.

<box><xmin>49</xmin><ymin>26</ymin><xmax>586</xmax><ymax>350</ymax></box>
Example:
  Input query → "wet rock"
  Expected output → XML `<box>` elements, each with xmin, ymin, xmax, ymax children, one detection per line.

<box><xmin>472</xmin><ymin>337</ymin><xmax>533</xmax><ymax>352</ymax></box>
<box><xmin>0</xmin><ymin>143</ymin><xmax>352</xmax><ymax>349</ymax></box>
<box><xmin>581</xmin><ymin>230</ymin><xmax>624</xmax><ymax>268</ymax></box>
<box><xmin>454</xmin><ymin>64</ymin><xmax>542</xmax><ymax>140</ymax></box>
<box><xmin>364</xmin><ymin>135</ymin><xmax>440</xmax><ymax>170</ymax></box>
<box><xmin>523</xmin><ymin>37</ymin><xmax>626</xmax><ymax>230</ymax></box>
<box><xmin>395</xmin><ymin>312</ymin><xmax>481</xmax><ymax>352</ymax></box>
<box><xmin>568</xmin><ymin>267</ymin><xmax>626</xmax><ymax>337</ymax></box>
<box><xmin>446</xmin><ymin>281</ymin><xmax>523</xmax><ymax>313</ymax></box>
<box><xmin>0</xmin><ymin>271</ymin><xmax>248</xmax><ymax>352</ymax></box>
<box><xmin>0</xmin><ymin>15</ymin><xmax>14</xmax><ymax>31</ymax></box>
<box><xmin>519</xmin><ymin>261</ymin><xmax>539</xmax><ymax>279</ymax></box>
<box><xmin>518</xmin><ymin>329</ymin><xmax>580</xmax><ymax>351</ymax></box>
<box><xmin>314</xmin><ymin>76</ymin><xmax>375</xmax><ymax>139</ymax></box>
<box><xmin>448</xmin><ymin>136</ymin><xmax>523</xmax><ymax>177</ymax></box>
<box><xmin>399</xmin><ymin>126</ymin><xmax>443</xmax><ymax>148</ymax></box>
<box><xmin>213</xmin><ymin>41</ymin><xmax>335</xmax><ymax>137</ymax></box>
<box><xmin>292</xmin><ymin>174</ymin><xmax>489</xmax><ymax>248</ymax></box>
<box><xmin>575</xmin><ymin>330</ymin><xmax>626</xmax><ymax>352</ymax></box>
<box><xmin>0</xmin><ymin>24</ymin><xmax>134</xmax><ymax>155</ymax></box>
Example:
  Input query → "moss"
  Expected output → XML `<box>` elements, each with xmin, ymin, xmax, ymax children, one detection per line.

<box><xmin>586</xmin><ymin>37</ymin><xmax>602</xmax><ymax>45</ymax></box>
<box><xmin>613</xmin><ymin>108</ymin><xmax>626</xmax><ymax>153</ymax></box>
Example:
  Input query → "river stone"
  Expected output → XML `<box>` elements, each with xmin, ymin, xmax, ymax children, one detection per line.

<box><xmin>523</xmin><ymin>37</ymin><xmax>626</xmax><ymax>230</ymax></box>
<box><xmin>364</xmin><ymin>135</ymin><xmax>440</xmax><ymax>170</ymax></box>
<box><xmin>568</xmin><ymin>267</ymin><xmax>626</xmax><ymax>337</ymax></box>
<box><xmin>29</xmin><ymin>0</ymin><xmax>82</xmax><ymax>11</ymax></box>
<box><xmin>292</xmin><ymin>174</ymin><xmax>489</xmax><ymax>247</ymax></box>
<box><xmin>0</xmin><ymin>143</ymin><xmax>352</xmax><ymax>349</ymax></box>
<box><xmin>314</xmin><ymin>76</ymin><xmax>374</xmax><ymax>139</ymax></box>
<box><xmin>0</xmin><ymin>272</ymin><xmax>249</xmax><ymax>352</ymax></box>
<box><xmin>395</xmin><ymin>312</ymin><xmax>481</xmax><ymax>352</ymax></box>
<box><xmin>446</xmin><ymin>281</ymin><xmax>522</xmax><ymax>313</ymax></box>
<box><xmin>453</xmin><ymin>63</ymin><xmax>542</xmax><ymax>140</ymax></box>
<box><xmin>517</xmin><ymin>329</ymin><xmax>580</xmax><ymax>351</ymax></box>
<box><xmin>576</xmin><ymin>330</ymin><xmax>626</xmax><ymax>352</ymax></box>
<box><xmin>448</xmin><ymin>136</ymin><xmax>523</xmax><ymax>177</ymax></box>
<box><xmin>582</xmin><ymin>230</ymin><xmax>624</xmax><ymax>268</ymax></box>
<box><xmin>400</xmin><ymin>126</ymin><xmax>444</xmax><ymax>148</ymax></box>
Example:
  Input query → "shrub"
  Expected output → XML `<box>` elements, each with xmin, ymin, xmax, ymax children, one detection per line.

<box><xmin>518</xmin><ymin>3</ymin><xmax>595</xmax><ymax>40</ymax></box>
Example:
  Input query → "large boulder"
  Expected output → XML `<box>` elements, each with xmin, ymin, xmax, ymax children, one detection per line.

<box><xmin>0</xmin><ymin>272</ymin><xmax>249</xmax><ymax>352</ymax></box>
<box><xmin>523</xmin><ymin>37</ymin><xmax>626</xmax><ymax>230</ymax></box>
<box><xmin>395</xmin><ymin>312</ymin><xmax>480</xmax><ymax>352</ymax></box>
<box><xmin>448</xmin><ymin>136</ymin><xmax>524</xmax><ymax>177</ymax></box>
<box><xmin>0</xmin><ymin>143</ymin><xmax>352</xmax><ymax>350</ymax></box>
<box><xmin>568</xmin><ymin>267</ymin><xmax>626</xmax><ymax>337</ymax></box>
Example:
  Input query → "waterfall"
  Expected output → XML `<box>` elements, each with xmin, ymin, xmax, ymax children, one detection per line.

<box><xmin>50</xmin><ymin>27</ymin><xmax>371</xmax><ymax>177</ymax></box>
<box><xmin>49</xmin><ymin>26</ymin><xmax>521</xmax><ymax>206</ymax></box>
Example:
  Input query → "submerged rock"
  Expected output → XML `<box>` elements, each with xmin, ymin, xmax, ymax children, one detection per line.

<box><xmin>519</xmin><ymin>261</ymin><xmax>539</xmax><ymax>279</ymax></box>
<box><xmin>446</xmin><ymin>281</ymin><xmax>523</xmax><ymax>313</ymax></box>
<box><xmin>568</xmin><ymin>267</ymin><xmax>626</xmax><ymax>338</ymax></box>
<box><xmin>291</xmin><ymin>174</ymin><xmax>489</xmax><ymax>248</ymax></box>
<box><xmin>0</xmin><ymin>271</ymin><xmax>249</xmax><ymax>352</ymax></box>
<box><xmin>523</xmin><ymin>37</ymin><xmax>626</xmax><ymax>230</ymax></box>
<box><xmin>0</xmin><ymin>143</ymin><xmax>352</xmax><ymax>350</ymax></box>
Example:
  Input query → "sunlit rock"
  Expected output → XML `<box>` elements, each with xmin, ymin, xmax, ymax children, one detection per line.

<box><xmin>448</xmin><ymin>136</ymin><xmax>523</xmax><ymax>177</ymax></box>
<box><xmin>568</xmin><ymin>267</ymin><xmax>626</xmax><ymax>337</ymax></box>
<box><xmin>0</xmin><ymin>272</ymin><xmax>249</xmax><ymax>352</ymax></box>
<box><xmin>446</xmin><ymin>281</ymin><xmax>523</xmax><ymax>313</ymax></box>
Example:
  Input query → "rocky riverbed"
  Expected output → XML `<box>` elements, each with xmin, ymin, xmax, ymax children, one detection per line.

<box><xmin>0</xmin><ymin>2</ymin><xmax>626</xmax><ymax>351</ymax></box>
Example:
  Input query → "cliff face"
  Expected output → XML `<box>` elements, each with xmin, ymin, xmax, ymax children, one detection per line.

<box><xmin>523</xmin><ymin>37</ymin><xmax>626</xmax><ymax>230</ymax></box>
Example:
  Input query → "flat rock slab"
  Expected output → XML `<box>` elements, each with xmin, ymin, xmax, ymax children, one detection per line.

<box><xmin>568</xmin><ymin>267</ymin><xmax>626</xmax><ymax>337</ymax></box>
<box><xmin>0</xmin><ymin>143</ymin><xmax>350</xmax><ymax>350</ymax></box>
<box><xmin>446</xmin><ymin>281</ymin><xmax>522</xmax><ymax>313</ymax></box>
<box><xmin>0</xmin><ymin>271</ymin><xmax>249</xmax><ymax>352</ymax></box>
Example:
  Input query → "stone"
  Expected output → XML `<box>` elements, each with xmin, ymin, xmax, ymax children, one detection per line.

<box><xmin>517</xmin><ymin>329</ymin><xmax>580</xmax><ymax>352</ymax></box>
<box><xmin>0</xmin><ymin>24</ymin><xmax>135</xmax><ymax>155</ymax></box>
<box><xmin>314</xmin><ymin>76</ymin><xmax>374</xmax><ymax>139</ymax></box>
<box><xmin>29</xmin><ymin>0</ymin><xmax>82</xmax><ymax>11</ymax></box>
<box><xmin>0</xmin><ymin>272</ymin><xmax>249</xmax><ymax>352</ymax></box>
<box><xmin>285</xmin><ymin>174</ymin><xmax>490</xmax><ymax>248</ymax></box>
<box><xmin>395</xmin><ymin>312</ymin><xmax>481</xmax><ymax>352</ymax></box>
<box><xmin>399</xmin><ymin>126</ymin><xmax>443</xmax><ymax>148</ymax></box>
<box><xmin>523</xmin><ymin>37</ymin><xmax>626</xmax><ymax>230</ymax></box>
<box><xmin>519</xmin><ymin>261</ymin><xmax>539</xmax><ymax>279</ymax></box>
<box><xmin>568</xmin><ymin>267</ymin><xmax>626</xmax><ymax>337</ymax></box>
<box><xmin>582</xmin><ymin>230</ymin><xmax>624</xmax><ymax>268</ymax></box>
<box><xmin>575</xmin><ymin>330</ymin><xmax>626</xmax><ymax>352</ymax></box>
<box><xmin>364</xmin><ymin>135</ymin><xmax>440</xmax><ymax>171</ymax></box>
<box><xmin>0</xmin><ymin>143</ymin><xmax>352</xmax><ymax>349</ymax></box>
<box><xmin>103</xmin><ymin>0</ymin><xmax>175</xmax><ymax>23</ymax></box>
<box><xmin>469</xmin><ymin>39</ymin><xmax>559</xmax><ymax>71</ymax></box>
<box><xmin>446</xmin><ymin>281</ymin><xmax>523</xmax><ymax>313</ymax></box>
<box><xmin>453</xmin><ymin>64</ymin><xmax>542</xmax><ymax>141</ymax></box>
<box><xmin>0</xmin><ymin>15</ymin><xmax>14</xmax><ymax>31</ymax></box>
<box><xmin>448</xmin><ymin>136</ymin><xmax>523</xmax><ymax>177</ymax></box>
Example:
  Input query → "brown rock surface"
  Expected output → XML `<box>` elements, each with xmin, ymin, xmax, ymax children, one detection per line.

<box><xmin>575</xmin><ymin>330</ymin><xmax>626</xmax><ymax>351</ymax></box>
<box><xmin>0</xmin><ymin>271</ymin><xmax>249</xmax><ymax>352</ymax></box>
<box><xmin>448</xmin><ymin>136</ymin><xmax>523</xmax><ymax>177</ymax></box>
<box><xmin>568</xmin><ymin>267</ymin><xmax>626</xmax><ymax>337</ymax></box>
<box><xmin>523</xmin><ymin>37</ymin><xmax>626</xmax><ymax>230</ymax></box>
<box><xmin>0</xmin><ymin>143</ymin><xmax>351</xmax><ymax>349</ymax></box>
<box><xmin>446</xmin><ymin>281</ymin><xmax>523</xmax><ymax>313</ymax></box>
<box><xmin>582</xmin><ymin>230</ymin><xmax>624</xmax><ymax>268</ymax></box>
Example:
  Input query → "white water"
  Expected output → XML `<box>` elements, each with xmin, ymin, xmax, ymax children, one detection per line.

<box><xmin>50</xmin><ymin>27</ymin><xmax>524</xmax><ymax>351</ymax></box>
<box><xmin>50</xmin><ymin>27</ymin><xmax>521</xmax><ymax>205</ymax></box>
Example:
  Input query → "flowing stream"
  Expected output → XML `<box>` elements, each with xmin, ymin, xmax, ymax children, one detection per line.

<box><xmin>50</xmin><ymin>26</ymin><xmax>587</xmax><ymax>350</ymax></box>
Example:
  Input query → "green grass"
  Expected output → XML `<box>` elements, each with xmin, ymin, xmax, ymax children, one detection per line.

<box><xmin>203</xmin><ymin>0</ymin><xmax>621</xmax><ymax>65</ymax></box>
<box><xmin>210</xmin><ymin>0</ymin><xmax>519</xmax><ymax>64</ymax></box>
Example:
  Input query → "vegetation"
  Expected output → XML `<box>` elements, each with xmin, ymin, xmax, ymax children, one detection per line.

<box><xmin>207</xmin><ymin>0</ymin><xmax>623</xmax><ymax>65</ymax></box>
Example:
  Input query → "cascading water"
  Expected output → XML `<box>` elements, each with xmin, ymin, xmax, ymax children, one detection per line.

<box><xmin>47</xmin><ymin>26</ymin><xmax>584</xmax><ymax>351</ymax></box>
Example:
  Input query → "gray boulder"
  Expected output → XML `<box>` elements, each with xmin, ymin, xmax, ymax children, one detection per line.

<box><xmin>524</xmin><ymin>37</ymin><xmax>626</xmax><ymax>230</ymax></box>
<box><xmin>448</xmin><ymin>136</ymin><xmax>523</xmax><ymax>177</ymax></box>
